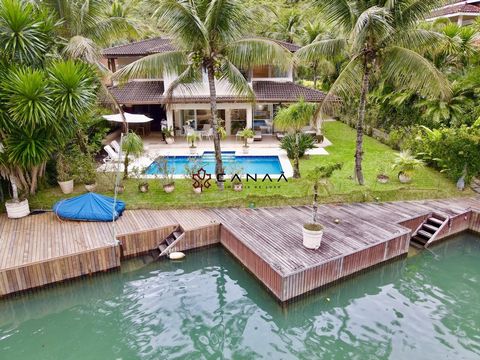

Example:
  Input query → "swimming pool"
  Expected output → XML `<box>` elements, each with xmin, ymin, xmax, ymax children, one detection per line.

<box><xmin>0</xmin><ymin>233</ymin><xmax>479</xmax><ymax>359</ymax></box>
<box><xmin>145</xmin><ymin>151</ymin><xmax>284</xmax><ymax>175</ymax></box>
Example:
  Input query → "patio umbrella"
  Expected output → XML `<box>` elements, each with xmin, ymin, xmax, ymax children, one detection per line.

<box><xmin>102</xmin><ymin>112</ymin><xmax>154</xmax><ymax>124</ymax></box>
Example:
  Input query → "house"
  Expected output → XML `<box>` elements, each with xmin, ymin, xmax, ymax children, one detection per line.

<box><xmin>426</xmin><ymin>1</ymin><xmax>480</xmax><ymax>25</ymax></box>
<box><xmin>102</xmin><ymin>37</ymin><xmax>326</xmax><ymax>137</ymax></box>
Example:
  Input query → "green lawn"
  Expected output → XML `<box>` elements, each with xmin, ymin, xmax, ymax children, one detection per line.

<box><xmin>29</xmin><ymin>121</ymin><xmax>471</xmax><ymax>210</ymax></box>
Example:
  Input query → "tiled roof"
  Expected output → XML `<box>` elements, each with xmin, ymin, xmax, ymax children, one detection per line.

<box><xmin>102</xmin><ymin>37</ymin><xmax>175</xmax><ymax>56</ymax></box>
<box><xmin>429</xmin><ymin>3</ymin><xmax>480</xmax><ymax>18</ymax></box>
<box><xmin>103</xmin><ymin>37</ymin><xmax>300</xmax><ymax>57</ymax></box>
<box><xmin>109</xmin><ymin>81</ymin><xmax>165</xmax><ymax>103</ymax></box>
<box><xmin>253</xmin><ymin>81</ymin><xmax>325</xmax><ymax>102</ymax></box>
<box><xmin>108</xmin><ymin>81</ymin><xmax>326</xmax><ymax>104</ymax></box>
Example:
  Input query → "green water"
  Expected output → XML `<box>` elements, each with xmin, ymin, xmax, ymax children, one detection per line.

<box><xmin>0</xmin><ymin>233</ymin><xmax>479</xmax><ymax>360</ymax></box>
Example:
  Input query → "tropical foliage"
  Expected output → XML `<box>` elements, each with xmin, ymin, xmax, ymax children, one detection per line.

<box><xmin>0</xmin><ymin>0</ymin><xmax>97</xmax><ymax>196</ymax></box>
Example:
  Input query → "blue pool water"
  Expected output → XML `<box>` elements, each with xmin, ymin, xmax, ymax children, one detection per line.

<box><xmin>146</xmin><ymin>151</ymin><xmax>283</xmax><ymax>175</ymax></box>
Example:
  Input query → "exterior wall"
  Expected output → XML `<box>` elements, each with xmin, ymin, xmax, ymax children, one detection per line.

<box><xmin>469</xmin><ymin>211</ymin><xmax>480</xmax><ymax>233</ymax></box>
<box><xmin>172</xmin><ymin>225</ymin><xmax>221</xmax><ymax>252</ymax></box>
<box><xmin>117</xmin><ymin>226</ymin><xmax>177</xmax><ymax>257</ymax></box>
<box><xmin>220</xmin><ymin>227</ymin><xmax>283</xmax><ymax>299</ymax></box>
<box><xmin>250</xmin><ymin>65</ymin><xmax>294</xmax><ymax>82</ymax></box>
<box><xmin>0</xmin><ymin>246</ymin><xmax>120</xmax><ymax>297</ymax></box>
<box><xmin>281</xmin><ymin>234</ymin><xmax>409</xmax><ymax>302</ymax></box>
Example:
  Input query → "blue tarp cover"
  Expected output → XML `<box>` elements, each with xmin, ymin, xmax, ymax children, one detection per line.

<box><xmin>53</xmin><ymin>193</ymin><xmax>126</xmax><ymax>222</ymax></box>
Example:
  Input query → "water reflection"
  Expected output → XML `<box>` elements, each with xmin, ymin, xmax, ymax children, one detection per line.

<box><xmin>0</xmin><ymin>234</ymin><xmax>479</xmax><ymax>360</ymax></box>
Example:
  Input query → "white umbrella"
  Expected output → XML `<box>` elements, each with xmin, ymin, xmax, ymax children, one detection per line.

<box><xmin>102</xmin><ymin>112</ymin><xmax>154</xmax><ymax>124</ymax></box>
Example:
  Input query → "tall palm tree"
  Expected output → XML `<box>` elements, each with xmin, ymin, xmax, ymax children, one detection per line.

<box><xmin>41</xmin><ymin>0</ymin><xmax>145</xmax><ymax>63</ymax></box>
<box><xmin>274</xmin><ymin>100</ymin><xmax>317</xmax><ymax>178</ymax></box>
<box><xmin>296</xmin><ymin>0</ymin><xmax>451</xmax><ymax>185</ymax></box>
<box><xmin>115</xmin><ymin>0</ymin><xmax>292</xmax><ymax>188</ymax></box>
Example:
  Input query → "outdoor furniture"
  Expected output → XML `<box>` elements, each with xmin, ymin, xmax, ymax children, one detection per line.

<box><xmin>202</xmin><ymin>128</ymin><xmax>214</xmax><ymax>140</ymax></box>
<box><xmin>110</xmin><ymin>140</ymin><xmax>121</xmax><ymax>153</ymax></box>
<box><xmin>254</xmin><ymin>131</ymin><xmax>263</xmax><ymax>141</ymax></box>
<box><xmin>235</xmin><ymin>131</ymin><xmax>243</xmax><ymax>142</ymax></box>
<box><xmin>276</xmin><ymin>132</ymin><xmax>285</xmax><ymax>141</ymax></box>
<box><xmin>103</xmin><ymin>145</ymin><xmax>125</xmax><ymax>163</ymax></box>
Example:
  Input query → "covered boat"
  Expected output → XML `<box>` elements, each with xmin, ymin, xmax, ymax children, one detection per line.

<box><xmin>53</xmin><ymin>193</ymin><xmax>126</xmax><ymax>222</ymax></box>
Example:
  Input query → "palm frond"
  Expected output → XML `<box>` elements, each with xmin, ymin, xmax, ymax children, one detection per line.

<box><xmin>315</xmin><ymin>0</ymin><xmax>354</xmax><ymax>30</ymax></box>
<box><xmin>382</xmin><ymin>46</ymin><xmax>451</xmax><ymax>100</ymax></box>
<box><xmin>226</xmin><ymin>38</ymin><xmax>293</xmax><ymax>71</ymax></box>
<box><xmin>63</xmin><ymin>35</ymin><xmax>101</xmax><ymax>63</ymax></box>
<box><xmin>351</xmin><ymin>6</ymin><xmax>393</xmax><ymax>52</ymax></box>
<box><xmin>295</xmin><ymin>38</ymin><xmax>347</xmax><ymax>64</ymax></box>
<box><xmin>163</xmin><ymin>64</ymin><xmax>203</xmax><ymax>104</ymax></box>
<box><xmin>386</xmin><ymin>29</ymin><xmax>445</xmax><ymax>53</ymax></box>
<box><xmin>217</xmin><ymin>60</ymin><xmax>254</xmax><ymax>100</ymax></box>
<box><xmin>153</xmin><ymin>0</ymin><xmax>208</xmax><ymax>51</ymax></box>
<box><xmin>113</xmin><ymin>51</ymin><xmax>188</xmax><ymax>82</ymax></box>
<box><xmin>204</xmin><ymin>0</ymin><xmax>249</xmax><ymax>45</ymax></box>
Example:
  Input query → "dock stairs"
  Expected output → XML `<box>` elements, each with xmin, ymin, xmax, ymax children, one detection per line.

<box><xmin>156</xmin><ymin>226</ymin><xmax>185</xmax><ymax>259</ymax></box>
<box><xmin>410</xmin><ymin>214</ymin><xmax>449</xmax><ymax>249</ymax></box>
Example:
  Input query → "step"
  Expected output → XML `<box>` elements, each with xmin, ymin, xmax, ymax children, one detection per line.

<box><xmin>159</xmin><ymin>244</ymin><xmax>167</xmax><ymax>252</ymax></box>
<box><xmin>173</xmin><ymin>231</ymin><xmax>183</xmax><ymax>239</ymax></box>
<box><xmin>417</xmin><ymin>230</ymin><xmax>433</xmax><ymax>239</ymax></box>
<box><xmin>411</xmin><ymin>235</ymin><xmax>428</xmax><ymax>247</ymax></box>
<box><xmin>428</xmin><ymin>217</ymin><xmax>444</xmax><ymax>226</ymax></box>
<box><xmin>423</xmin><ymin>223</ymin><xmax>439</xmax><ymax>233</ymax></box>
<box><xmin>165</xmin><ymin>236</ymin><xmax>175</xmax><ymax>246</ymax></box>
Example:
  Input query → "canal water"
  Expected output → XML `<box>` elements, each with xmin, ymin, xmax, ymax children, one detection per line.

<box><xmin>0</xmin><ymin>233</ymin><xmax>479</xmax><ymax>359</ymax></box>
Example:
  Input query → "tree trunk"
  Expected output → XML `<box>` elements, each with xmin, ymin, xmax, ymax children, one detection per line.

<box><xmin>123</xmin><ymin>151</ymin><xmax>129</xmax><ymax>180</ymax></box>
<box><xmin>312</xmin><ymin>62</ymin><xmax>318</xmax><ymax>89</ymax></box>
<box><xmin>312</xmin><ymin>182</ymin><xmax>318</xmax><ymax>223</ymax></box>
<box><xmin>293</xmin><ymin>132</ymin><xmax>300</xmax><ymax>178</ymax></box>
<box><xmin>29</xmin><ymin>165</ymin><xmax>39</xmax><ymax>195</ymax></box>
<box><xmin>355</xmin><ymin>61</ymin><xmax>371</xmax><ymax>186</ymax></box>
<box><xmin>207</xmin><ymin>64</ymin><xmax>224</xmax><ymax>190</ymax></box>
<box><xmin>10</xmin><ymin>175</ymin><xmax>19</xmax><ymax>202</ymax></box>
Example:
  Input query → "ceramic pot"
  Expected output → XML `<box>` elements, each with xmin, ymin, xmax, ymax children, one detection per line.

<box><xmin>5</xmin><ymin>199</ymin><xmax>30</xmax><ymax>219</ymax></box>
<box><xmin>302</xmin><ymin>226</ymin><xmax>323</xmax><ymax>249</ymax></box>
<box><xmin>58</xmin><ymin>180</ymin><xmax>74</xmax><ymax>194</ymax></box>
<box><xmin>163</xmin><ymin>184</ymin><xmax>175</xmax><ymax>193</ymax></box>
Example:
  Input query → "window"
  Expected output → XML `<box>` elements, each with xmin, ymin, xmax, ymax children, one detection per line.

<box><xmin>180</xmin><ymin>109</ymin><xmax>225</xmax><ymax>132</ymax></box>
<box><xmin>231</xmin><ymin>109</ymin><xmax>247</xmax><ymax>134</ymax></box>
<box><xmin>252</xmin><ymin>66</ymin><xmax>269</xmax><ymax>78</ymax></box>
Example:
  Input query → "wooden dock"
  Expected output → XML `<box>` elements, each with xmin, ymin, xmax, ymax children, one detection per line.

<box><xmin>0</xmin><ymin>197</ymin><xmax>478</xmax><ymax>300</ymax></box>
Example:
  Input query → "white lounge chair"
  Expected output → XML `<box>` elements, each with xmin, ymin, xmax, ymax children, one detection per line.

<box><xmin>110</xmin><ymin>140</ymin><xmax>121</xmax><ymax>153</ymax></box>
<box><xmin>202</xmin><ymin>128</ymin><xmax>214</xmax><ymax>140</ymax></box>
<box><xmin>103</xmin><ymin>145</ymin><xmax>125</xmax><ymax>163</ymax></box>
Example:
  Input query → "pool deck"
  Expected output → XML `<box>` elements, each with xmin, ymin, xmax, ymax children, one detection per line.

<box><xmin>0</xmin><ymin>197</ymin><xmax>479</xmax><ymax>300</ymax></box>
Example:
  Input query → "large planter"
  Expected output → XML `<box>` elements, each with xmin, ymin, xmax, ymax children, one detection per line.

<box><xmin>190</xmin><ymin>147</ymin><xmax>197</xmax><ymax>155</ymax></box>
<box><xmin>242</xmin><ymin>146</ymin><xmax>249</xmax><ymax>154</ymax></box>
<box><xmin>163</xmin><ymin>184</ymin><xmax>175</xmax><ymax>193</ymax></box>
<box><xmin>246</xmin><ymin>137</ymin><xmax>254</xmax><ymax>144</ymax></box>
<box><xmin>138</xmin><ymin>183</ymin><xmax>149</xmax><ymax>193</ymax></box>
<box><xmin>233</xmin><ymin>183</ymin><xmax>243</xmax><ymax>192</ymax></box>
<box><xmin>115</xmin><ymin>184</ymin><xmax>125</xmax><ymax>194</ymax></box>
<box><xmin>85</xmin><ymin>183</ymin><xmax>97</xmax><ymax>192</ymax></box>
<box><xmin>193</xmin><ymin>186</ymin><xmax>202</xmax><ymax>194</ymax></box>
<box><xmin>302</xmin><ymin>225</ymin><xmax>323</xmax><ymax>250</ymax></box>
<box><xmin>376</xmin><ymin>175</ymin><xmax>390</xmax><ymax>184</ymax></box>
<box><xmin>58</xmin><ymin>179</ymin><xmax>74</xmax><ymax>194</ymax></box>
<box><xmin>5</xmin><ymin>199</ymin><xmax>30</xmax><ymax>219</ymax></box>
<box><xmin>398</xmin><ymin>172</ymin><xmax>411</xmax><ymax>184</ymax></box>
<box><xmin>165</xmin><ymin>137</ymin><xmax>175</xmax><ymax>145</ymax></box>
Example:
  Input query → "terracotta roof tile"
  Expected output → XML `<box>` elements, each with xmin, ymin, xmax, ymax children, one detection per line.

<box><xmin>108</xmin><ymin>81</ymin><xmax>326</xmax><ymax>104</ymax></box>
<box><xmin>429</xmin><ymin>3</ymin><xmax>480</xmax><ymax>18</ymax></box>
<box><xmin>103</xmin><ymin>37</ymin><xmax>300</xmax><ymax>57</ymax></box>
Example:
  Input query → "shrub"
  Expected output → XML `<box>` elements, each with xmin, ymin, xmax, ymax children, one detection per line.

<box><xmin>280</xmin><ymin>133</ymin><xmax>317</xmax><ymax>159</ymax></box>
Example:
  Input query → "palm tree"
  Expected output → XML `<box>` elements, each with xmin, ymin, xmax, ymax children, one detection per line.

<box><xmin>41</xmin><ymin>0</ymin><xmax>145</xmax><ymax>63</ymax></box>
<box><xmin>121</xmin><ymin>131</ymin><xmax>144</xmax><ymax>179</ymax></box>
<box><xmin>274</xmin><ymin>100</ymin><xmax>317</xmax><ymax>178</ymax></box>
<box><xmin>0</xmin><ymin>0</ymin><xmax>97</xmax><ymax>195</ymax></box>
<box><xmin>115</xmin><ymin>0</ymin><xmax>292</xmax><ymax>188</ymax></box>
<box><xmin>296</xmin><ymin>0</ymin><xmax>451</xmax><ymax>185</ymax></box>
<box><xmin>267</xmin><ymin>9</ymin><xmax>303</xmax><ymax>43</ymax></box>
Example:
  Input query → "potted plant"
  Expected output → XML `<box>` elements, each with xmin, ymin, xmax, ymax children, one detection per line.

<box><xmin>303</xmin><ymin>163</ymin><xmax>342</xmax><ymax>249</ymax></box>
<box><xmin>229</xmin><ymin>165</ymin><xmax>244</xmax><ymax>192</ymax></box>
<box><xmin>56</xmin><ymin>153</ymin><xmax>74</xmax><ymax>194</ymax></box>
<box><xmin>239</xmin><ymin>128</ymin><xmax>254</xmax><ymax>154</ymax></box>
<box><xmin>376</xmin><ymin>165</ymin><xmax>390</xmax><ymax>184</ymax></box>
<box><xmin>115</xmin><ymin>181</ymin><xmax>125</xmax><ymax>194</ymax></box>
<box><xmin>392</xmin><ymin>150</ymin><xmax>424</xmax><ymax>184</ymax></box>
<box><xmin>131</xmin><ymin>166</ymin><xmax>149</xmax><ymax>193</ymax></box>
<box><xmin>4</xmin><ymin>176</ymin><xmax>30</xmax><ymax>219</ymax></box>
<box><xmin>163</xmin><ymin>126</ymin><xmax>175</xmax><ymax>144</ymax></box>
<box><xmin>184</xmin><ymin>157</ymin><xmax>203</xmax><ymax>193</ymax></box>
<box><xmin>155</xmin><ymin>156</ymin><xmax>176</xmax><ymax>193</ymax></box>
<box><xmin>187</xmin><ymin>133</ymin><xmax>199</xmax><ymax>155</ymax></box>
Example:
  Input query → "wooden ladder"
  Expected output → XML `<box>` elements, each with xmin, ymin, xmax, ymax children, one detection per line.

<box><xmin>157</xmin><ymin>226</ymin><xmax>185</xmax><ymax>259</ymax></box>
<box><xmin>410</xmin><ymin>214</ymin><xmax>449</xmax><ymax>249</ymax></box>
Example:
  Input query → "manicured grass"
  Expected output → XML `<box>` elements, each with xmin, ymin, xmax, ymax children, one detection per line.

<box><xmin>29</xmin><ymin>121</ymin><xmax>471</xmax><ymax>210</ymax></box>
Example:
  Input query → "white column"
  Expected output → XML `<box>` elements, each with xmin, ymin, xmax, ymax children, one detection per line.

<box><xmin>246</xmin><ymin>104</ymin><xmax>253</xmax><ymax>129</ymax></box>
<box><xmin>166</xmin><ymin>109</ymin><xmax>174</xmax><ymax>129</ymax></box>
<box><xmin>225</xmin><ymin>109</ymin><xmax>232</xmax><ymax>135</ymax></box>
<box><xmin>457</xmin><ymin>15</ymin><xmax>464</xmax><ymax>26</ymax></box>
